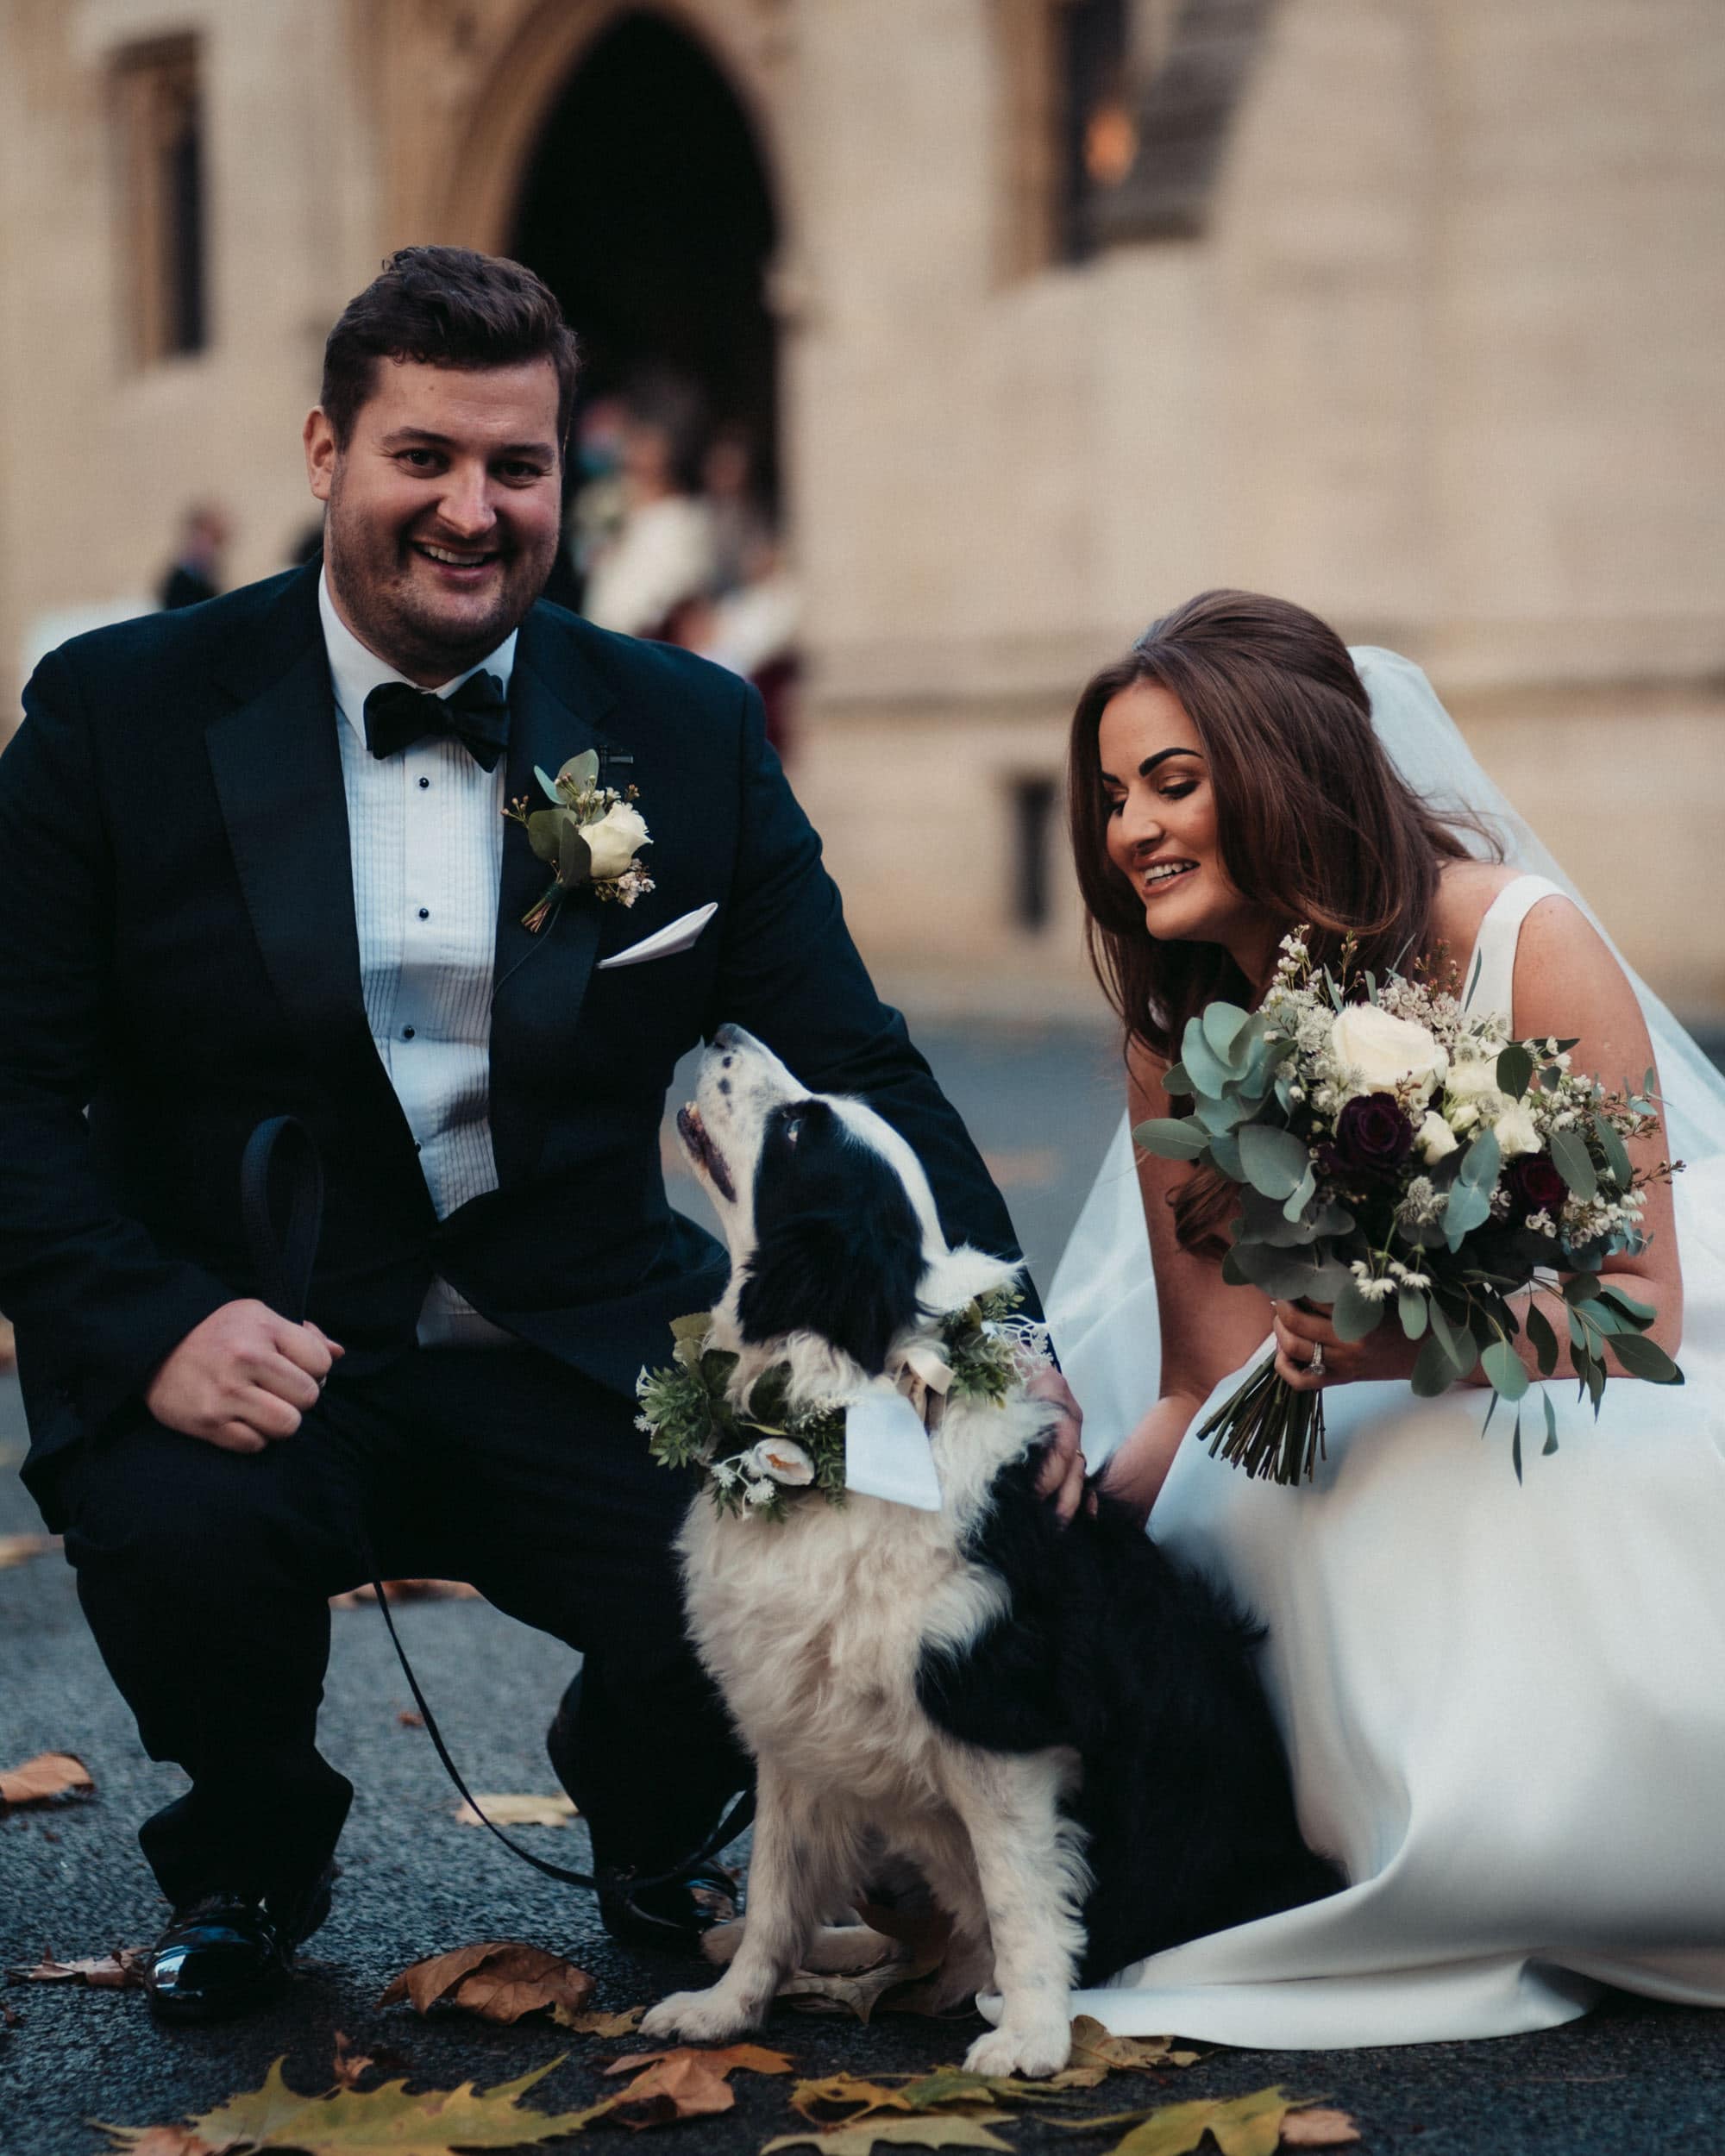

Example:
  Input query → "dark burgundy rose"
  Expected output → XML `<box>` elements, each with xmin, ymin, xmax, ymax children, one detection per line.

<box><xmin>1329</xmin><ymin>1092</ymin><xmax>1416</xmax><ymax>1179</ymax></box>
<box><xmin>1508</xmin><ymin>1151</ymin><xmax>1567</xmax><ymax>1215</ymax></box>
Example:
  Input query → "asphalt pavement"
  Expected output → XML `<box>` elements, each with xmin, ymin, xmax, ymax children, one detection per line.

<box><xmin>3</xmin><ymin>1022</ymin><xmax>1722</xmax><ymax>2153</ymax></box>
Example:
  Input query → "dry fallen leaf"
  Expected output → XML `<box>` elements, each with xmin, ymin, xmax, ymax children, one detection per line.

<box><xmin>606</xmin><ymin>2042</ymin><xmax>794</xmax><ymax>2082</ymax></box>
<box><xmin>380</xmin><ymin>1940</ymin><xmax>594</xmax><ymax>2025</ymax></box>
<box><xmin>0</xmin><ymin>1752</ymin><xmax>94</xmax><ymax>1809</ymax></box>
<box><xmin>7</xmin><ymin>1948</ymin><xmax>142</xmax><ymax>1989</ymax></box>
<box><xmin>451</xmin><ymin>1792</ymin><xmax>579</xmax><ymax>1828</ymax></box>
<box><xmin>1066</xmin><ymin>2016</ymin><xmax>1203</xmax><ymax>2078</ymax></box>
<box><xmin>1081</xmin><ymin>2084</ymin><xmax>1349</xmax><ymax>2156</ymax></box>
<box><xmin>398</xmin><ymin>1711</ymin><xmax>424</xmax><ymax>1730</ymax></box>
<box><xmin>0</xmin><ymin>1532</ymin><xmax>59</xmax><ymax>1570</ymax></box>
<box><xmin>764</xmin><ymin>2120</ymin><xmax>1014</xmax><ymax>2156</ymax></box>
<box><xmin>553</xmin><ymin>2003</ymin><xmax>646</xmax><ymax>2038</ymax></box>
<box><xmin>779</xmin><ymin>1905</ymin><xmax>950</xmax><ymax>2026</ymax></box>
<box><xmin>1280</xmin><ymin>2108</ymin><xmax>1361</xmax><ymax>2148</ymax></box>
<box><xmin>98</xmin><ymin>2054</ymin><xmax>606</xmax><ymax>2155</ymax></box>
<box><xmin>329</xmin><ymin>2033</ymin><xmax>380</xmax><ymax>2090</ymax></box>
<box><xmin>611</xmin><ymin>2052</ymin><xmax>737</xmax><ymax>2128</ymax></box>
<box><xmin>2</xmin><ymin>2000</ymin><xmax>22</xmax><ymax>2028</ymax></box>
<box><xmin>104</xmin><ymin>2132</ymin><xmax>216</xmax><ymax>2156</ymax></box>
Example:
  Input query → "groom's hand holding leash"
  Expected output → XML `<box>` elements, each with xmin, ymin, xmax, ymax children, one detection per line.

<box><xmin>144</xmin><ymin>1299</ymin><xmax>344</xmax><ymax>1453</ymax></box>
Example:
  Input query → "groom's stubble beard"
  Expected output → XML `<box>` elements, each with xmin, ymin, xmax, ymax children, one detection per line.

<box><xmin>321</xmin><ymin>452</ymin><xmax>560</xmax><ymax>683</ymax></box>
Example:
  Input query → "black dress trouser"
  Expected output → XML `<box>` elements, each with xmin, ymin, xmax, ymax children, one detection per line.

<box><xmin>54</xmin><ymin>1341</ymin><xmax>750</xmax><ymax>1908</ymax></box>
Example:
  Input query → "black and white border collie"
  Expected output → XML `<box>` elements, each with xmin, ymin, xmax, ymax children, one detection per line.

<box><xmin>641</xmin><ymin>1025</ymin><xmax>1339</xmax><ymax>2077</ymax></box>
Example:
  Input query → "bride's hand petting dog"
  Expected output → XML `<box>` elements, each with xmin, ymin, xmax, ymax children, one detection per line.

<box><xmin>639</xmin><ymin>1025</ymin><xmax>1341</xmax><ymax>2077</ymax></box>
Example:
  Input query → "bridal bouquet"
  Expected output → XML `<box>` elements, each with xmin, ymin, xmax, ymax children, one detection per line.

<box><xmin>1135</xmin><ymin>931</ymin><xmax>1683</xmax><ymax>1483</ymax></box>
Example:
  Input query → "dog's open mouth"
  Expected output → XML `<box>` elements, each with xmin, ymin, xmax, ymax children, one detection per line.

<box><xmin>677</xmin><ymin>1102</ymin><xmax>737</xmax><ymax>1203</ymax></box>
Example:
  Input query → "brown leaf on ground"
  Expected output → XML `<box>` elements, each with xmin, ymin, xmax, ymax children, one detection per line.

<box><xmin>0</xmin><ymin>1532</ymin><xmax>60</xmax><ymax>1570</ymax></box>
<box><xmin>610</xmin><ymin>2053</ymin><xmax>737</xmax><ymax>2128</ymax></box>
<box><xmin>7</xmin><ymin>1948</ymin><xmax>143</xmax><ymax>1989</ymax></box>
<box><xmin>553</xmin><ymin>2003</ymin><xmax>646</xmax><ymax>2037</ymax></box>
<box><xmin>451</xmin><ymin>1792</ymin><xmax>579</xmax><ymax>1828</ymax></box>
<box><xmin>2</xmin><ymin>2001</ymin><xmax>22</xmax><ymax>2027</ymax></box>
<box><xmin>605</xmin><ymin>2043</ymin><xmax>794</xmax><ymax>2081</ymax></box>
<box><xmin>398</xmin><ymin>1711</ymin><xmax>424</xmax><ymax>1729</ymax></box>
<box><xmin>1066</xmin><ymin>2015</ymin><xmax>1203</xmax><ymax>2078</ymax></box>
<box><xmin>791</xmin><ymin>2074</ymin><xmax>917</xmax><ymax>2123</ymax></box>
<box><xmin>0</xmin><ymin>1752</ymin><xmax>94</xmax><ymax>1809</ymax></box>
<box><xmin>380</xmin><ymin>1940</ymin><xmax>595</xmax><ymax>2024</ymax></box>
<box><xmin>780</xmin><ymin>1904</ymin><xmax>950</xmax><ymax>2026</ymax></box>
<box><xmin>104</xmin><ymin>2131</ymin><xmax>216</xmax><ymax>2156</ymax></box>
<box><xmin>1280</xmin><ymin>2107</ymin><xmax>1361</xmax><ymax>2147</ymax></box>
<box><xmin>329</xmin><ymin>1578</ymin><xmax>481</xmax><ymax>1609</ymax></box>
<box><xmin>97</xmin><ymin>2054</ymin><xmax>608</xmax><ymax>2154</ymax></box>
<box><xmin>762</xmin><ymin>2120</ymin><xmax>1014</xmax><ymax>2156</ymax></box>
<box><xmin>330</xmin><ymin>2032</ymin><xmax>382</xmax><ymax>2090</ymax></box>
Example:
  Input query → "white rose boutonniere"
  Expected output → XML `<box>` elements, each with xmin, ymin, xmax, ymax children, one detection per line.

<box><xmin>1329</xmin><ymin>1005</ymin><xmax>1448</xmax><ymax>1101</ymax></box>
<box><xmin>504</xmin><ymin>749</ymin><xmax>655</xmax><ymax>931</ymax></box>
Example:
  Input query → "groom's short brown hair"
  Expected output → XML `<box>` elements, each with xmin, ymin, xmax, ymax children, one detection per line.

<box><xmin>320</xmin><ymin>246</ymin><xmax>580</xmax><ymax>452</ymax></box>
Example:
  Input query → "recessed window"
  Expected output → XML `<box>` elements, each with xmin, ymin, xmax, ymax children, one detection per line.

<box><xmin>114</xmin><ymin>38</ymin><xmax>207</xmax><ymax>366</ymax></box>
<box><xmin>1011</xmin><ymin>776</ymin><xmax>1060</xmax><ymax>933</ymax></box>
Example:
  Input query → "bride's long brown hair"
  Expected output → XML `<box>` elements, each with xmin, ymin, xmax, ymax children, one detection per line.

<box><xmin>1068</xmin><ymin>590</ymin><xmax>1485</xmax><ymax>1252</ymax></box>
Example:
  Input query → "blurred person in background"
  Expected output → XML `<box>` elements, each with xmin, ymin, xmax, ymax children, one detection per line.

<box><xmin>159</xmin><ymin>501</ymin><xmax>233</xmax><ymax>611</ymax></box>
<box><xmin>680</xmin><ymin>426</ymin><xmax>800</xmax><ymax>761</ymax></box>
<box><xmin>580</xmin><ymin>380</ymin><xmax>714</xmax><ymax>639</ymax></box>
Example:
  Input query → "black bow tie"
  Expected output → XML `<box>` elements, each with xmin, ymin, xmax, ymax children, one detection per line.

<box><xmin>363</xmin><ymin>671</ymin><xmax>510</xmax><ymax>772</ymax></box>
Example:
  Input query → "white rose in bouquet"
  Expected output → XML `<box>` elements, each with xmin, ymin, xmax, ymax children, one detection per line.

<box><xmin>749</xmin><ymin>1437</ymin><xmax>815</xmax><ymax>1487</ymax></box>
<box><xmin>583</xmin><ymin>800</ymin><xmax>650</xmax><ymax>881</ymax></box>
<box><xmin>1443</xmin><ymin>1053</ymin><xmax>1503</xmax><ymax>1132</ymax></box>
<box><xmin>1416</xmin><ymin>1109</ymin><xmax>1459</xmax><ymax>1163</ymax></box>
<box><xmin>1490</xmin><ymin>1099</ymin><xmax>1542</xmax><ymax>1158</ymax></box>
<box><xmin>1330</xmin><ymin>1005</ymin><xmax>1448</xmax><ymax>1100</ymax></box>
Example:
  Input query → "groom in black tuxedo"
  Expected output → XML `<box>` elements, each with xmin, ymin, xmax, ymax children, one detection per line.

<box><xmin>0</xmin><ymin>248</ymin><xmax>1073</xmax><ymax>2021</ymax></box>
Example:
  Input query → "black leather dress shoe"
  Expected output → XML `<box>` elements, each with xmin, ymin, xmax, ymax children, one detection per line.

<box><xmin>596</xmin><ymin>1859</ymin><xmax>738</xmax><ymax>1954</ymax></box>
<box><xmin>143</xmin><ymin>1895</ymin><xmax>293</xmax><ymax>2023</ymax></box>
<box><xmin>142</xmin><ymin>1865</ymin><xmax>335</xmax><ymax>2025</ymax></box>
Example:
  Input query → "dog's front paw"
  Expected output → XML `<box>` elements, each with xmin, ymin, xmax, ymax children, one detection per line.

<box><xmin>639</xmin><ymin>1985</ymin><xmax>760</xmax><ymax>2045</ymax></box>
<box><xmin>963</xmin><ymin>2020</ymin><xmax>1072</xmax><ymax>2080</ymax></box>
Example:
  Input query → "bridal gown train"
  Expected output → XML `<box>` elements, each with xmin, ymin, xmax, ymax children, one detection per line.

<box><xmin>1054</xmin><ymin>874</ymin><xmax>1725</xmax><ymax>2047</ymax></box>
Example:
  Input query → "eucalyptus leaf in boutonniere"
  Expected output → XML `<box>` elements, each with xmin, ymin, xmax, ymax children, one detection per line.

<box><xmin>502</xmin><ymin>749</ymin><xmax>655</xmax><ymax>931</ymax></box>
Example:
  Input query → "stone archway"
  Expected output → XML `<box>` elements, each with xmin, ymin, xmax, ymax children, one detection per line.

<box><xmin>505</xmin><ymin>9</ymin><xmax>781</xmax><ymax>473</ymax></box>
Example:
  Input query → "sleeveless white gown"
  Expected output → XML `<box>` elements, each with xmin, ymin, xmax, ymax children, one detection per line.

<box><xmin>1068</xmin><ymin>875</ymin><xmax>1725</xmax><ymax>2046</ymax></box>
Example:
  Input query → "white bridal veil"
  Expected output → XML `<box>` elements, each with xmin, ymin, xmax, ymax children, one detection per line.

<box><xmin>1047</xmin><ymin>647</ymin><xmax>1725</xmax><ymax>1463</ymax></box>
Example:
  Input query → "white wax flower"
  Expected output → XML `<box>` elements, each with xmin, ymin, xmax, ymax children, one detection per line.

<box><xmin>1330</xmin><ymin>1005</ymin><xmax>1447</xmax><ymax>1099</ymax></box>
<box><xmin>583</xmin><ymin>801</ymin><xmax>650</xmax><ymax>881</ymax></box>
<box><xmin>749</xmin><ymin>1437</ymin><xmax>815</xmax><ymax>1487</ymax></box>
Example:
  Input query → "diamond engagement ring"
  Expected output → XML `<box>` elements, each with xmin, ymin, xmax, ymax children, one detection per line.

<box><xmin>1309</xmin><ymin>1342</ymin><xmax>1326</xmax><ymax>1376</ymax></box>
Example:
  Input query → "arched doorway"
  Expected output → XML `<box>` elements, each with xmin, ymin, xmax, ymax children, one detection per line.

<box><xmin>508</xmin><ymin>9</ymin><xmax>781</xmax><ymax>499</ymax></box>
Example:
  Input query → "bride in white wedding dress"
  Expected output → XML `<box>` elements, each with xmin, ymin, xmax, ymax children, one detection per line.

<box><xmin>1046</xmin><ymin>591</ymin><xmax>1725</xmax><ymax>2047</ymax></box>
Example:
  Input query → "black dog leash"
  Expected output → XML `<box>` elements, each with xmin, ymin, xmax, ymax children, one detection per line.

<box><xmin>239</xmin><ymin>1115</ymin><xmax>753</xmax><ymax>1894</ymax></box>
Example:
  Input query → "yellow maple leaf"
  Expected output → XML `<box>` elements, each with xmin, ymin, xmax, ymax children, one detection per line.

<box><xmin>97</xmin><ymin>2055</ymin><xmax>608</xmax><ymax>2154</ymax></box>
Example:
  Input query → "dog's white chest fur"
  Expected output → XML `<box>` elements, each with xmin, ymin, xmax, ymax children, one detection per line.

<box><xmin>677</xmin><ymin>1395</ymin><xmax>1042</xmax><ymax>1808</ymax></box>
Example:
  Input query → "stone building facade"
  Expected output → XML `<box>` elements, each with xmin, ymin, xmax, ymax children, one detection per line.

<box><xmin>2</xmin><ymin>0</ymin><xmax>1722</xmax><ymax>1017</ymax></box>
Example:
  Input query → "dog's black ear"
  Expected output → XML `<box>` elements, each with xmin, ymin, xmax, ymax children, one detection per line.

<box><xmin>737</xmin><ymin>1100</ymin><xmax>926</xmax><ymax>1372</ymax></box>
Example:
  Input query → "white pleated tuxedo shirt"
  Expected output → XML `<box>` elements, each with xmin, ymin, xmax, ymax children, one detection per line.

<box><xmin>318</xmin><ymin>571</ymin><xmax>516</xmax><ymax>1347</ymax></box>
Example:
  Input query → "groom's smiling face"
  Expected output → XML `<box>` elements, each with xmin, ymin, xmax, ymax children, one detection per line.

<box><xmin>304</xmin><ymin>356</ymin><xmax>563</xmax><ymax>685</ymax></box>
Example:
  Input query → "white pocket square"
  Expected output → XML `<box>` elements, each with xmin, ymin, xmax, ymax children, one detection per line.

<box><xmin>598</xmin><ymin>901</ymin><xmax>718</xmax><ymax>970</ymax></box>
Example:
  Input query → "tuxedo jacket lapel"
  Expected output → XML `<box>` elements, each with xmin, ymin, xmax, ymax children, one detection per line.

<box><xmin>489</xmin><ymin>605</ymin><xmax>618</xmax><ymax>1185</ymax></box>
<box><xmin>204</xmin><ymin>573</ymin><xmax>411</xmax><ymax>1145</ymax></box>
